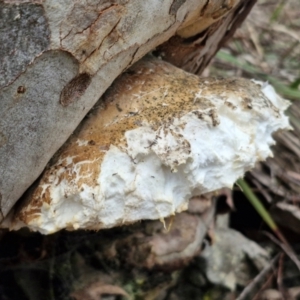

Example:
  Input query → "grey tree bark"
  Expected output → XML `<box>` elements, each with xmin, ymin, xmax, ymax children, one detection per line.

<box><xmin>0</xmin><ymin>0</ymin><xmax>256</xmax><ymax>220</ymax></box>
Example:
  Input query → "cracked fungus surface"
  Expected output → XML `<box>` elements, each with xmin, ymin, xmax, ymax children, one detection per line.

<box><xmin>6</xmin><ymin>57</ymin><xmax>290</xmax><ymax>234</ymax></box>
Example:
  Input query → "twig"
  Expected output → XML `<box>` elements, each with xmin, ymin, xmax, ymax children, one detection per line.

<box><xmin>236</xmin><ymin>254</ymin><xmax>279</xmax><ymax>300</ymax></box>
<box><xmin>277</xmin><ymin>253</ymin><xmax>291</xmax><ymax>300</ymax></box>
<box><xmin>264</xmin><ymin>231</ymin><xmax>300</xmax><ymax>272</ymax></box>
<box><xmin>252</xmin><ymin>270</ymin><xmax>276</xmax><ymax>300</ymax></box>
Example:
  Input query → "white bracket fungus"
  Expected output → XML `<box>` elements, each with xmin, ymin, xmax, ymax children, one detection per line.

<box><xmin>2</xmin><ymin>56</ymin><xmax>291</xmax><ymax>234</ymax></box>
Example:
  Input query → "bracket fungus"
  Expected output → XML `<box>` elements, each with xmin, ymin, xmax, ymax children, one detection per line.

<box><xmin>2</xmin><ymin>56</ymin><xmax>290</xmax><ymax>234</ymax></box>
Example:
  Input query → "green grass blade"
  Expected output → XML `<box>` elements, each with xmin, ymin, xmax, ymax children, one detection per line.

<box><xmin>216</xmin><ymin>51</ymin><xmax>300</xmax><ymax>100</ymax></box>
<box><xmin>270</xmin><ymin>0</ymin><xmax>286</xmax><ymax>23</ymax></box>
<box><xmin>236</xmin><ymin>178</ymin><xmax>277</xmax><ymax>231</ymax></box>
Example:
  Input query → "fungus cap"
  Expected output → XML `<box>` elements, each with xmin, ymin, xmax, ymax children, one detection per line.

<box><xmin>3</xmin><ymin>57</ymin><xmax>291</xmax><ymax>234</ymax></box>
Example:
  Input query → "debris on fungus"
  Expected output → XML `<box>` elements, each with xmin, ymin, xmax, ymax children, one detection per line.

<box><xmin>2</xmin><ymin>56</ymin><xmax>291</xmax><ymax>234</ymax></box>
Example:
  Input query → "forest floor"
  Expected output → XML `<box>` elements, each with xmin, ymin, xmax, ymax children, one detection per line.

<box><xmin>208</xmin><ymin>0</ymin><xmax>300</xmax><ymax>299</ymax></box>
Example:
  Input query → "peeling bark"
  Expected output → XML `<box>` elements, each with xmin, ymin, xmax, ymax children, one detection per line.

<box><xmin>155</xmin><ymin>0</ymin><xmax>257</xmax><ymax>74</ymax></box>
